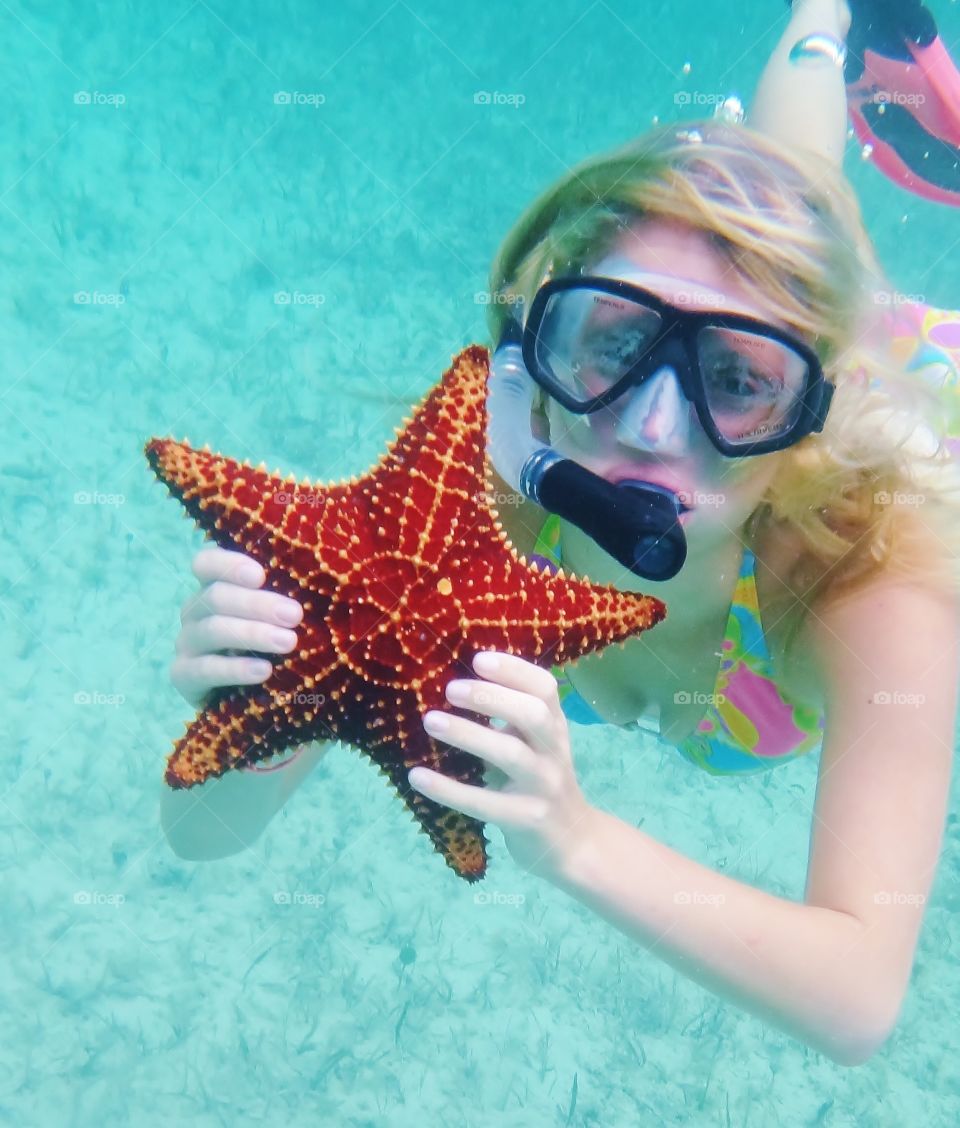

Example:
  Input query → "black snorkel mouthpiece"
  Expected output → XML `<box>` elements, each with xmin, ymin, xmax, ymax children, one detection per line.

<box><xmin>520</xmin><ymin>450</ymin><xmax>688</xmax><ymax>582</ymax></box>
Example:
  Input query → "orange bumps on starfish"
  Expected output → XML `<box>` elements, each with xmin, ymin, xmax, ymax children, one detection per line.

<box><xmin>145</xmin><ymin>344</ymin><xmax>665</xmax><ymax>882</ymax></box>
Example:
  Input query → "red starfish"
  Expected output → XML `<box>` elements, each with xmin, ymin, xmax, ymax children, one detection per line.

<box><xmin>145</xmin><ymin>345</ymin><xmax>666</xmax><ymax>881</ymax></box>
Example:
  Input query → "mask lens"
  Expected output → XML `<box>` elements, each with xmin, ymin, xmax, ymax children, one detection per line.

<box><xmin>534</xmin><ymin>289</ymin><xmax>663</xmax><ymax>404</ymax></box>
<box><xmin>696</xmin><ymin>326</ymin><xmax>809</xmax><ymax>446</ymax></box>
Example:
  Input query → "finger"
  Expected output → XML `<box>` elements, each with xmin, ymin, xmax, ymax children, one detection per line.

<box><xmin>423</xmin><ymin>711</ymin><xmax>540</xmax><ymax>789</ymax></box>
<box><xmin>472</xmin><ymin>650</ymin><xmax>561</xmax><ymax>704</ymax></box>
<box><xmin>192</xmin><ymin>547</ymin><xmax>265</xmax><ymax>588</ymax></box>
<box><xmin>181</xmin><ymin>580</ymin><xmax>303</xmax><ymax>629</ymax></box>
<box><xmin>445</xmin><ymin>678</ymin><xmax>555</xmax><ymax>751</ymax></box>
<box><xmin>171</xmin><ymin>652</ymin><xmax>274</xmax><ymax>700</ymax></box>
<box><xmin>175</xmin><ymin>615</ymin><xmax>298</xmax><ymax>658</ymax></box>
<box><xmin>407</xmin><ymin>765</ymin><xmax>540</xmax><ymax>827</ymax></box>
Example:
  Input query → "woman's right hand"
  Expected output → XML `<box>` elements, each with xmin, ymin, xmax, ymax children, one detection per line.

<box><xmin>171</xmin><ymin>546</ymin><xmax>304</xmax><ymax>710</ymax></box>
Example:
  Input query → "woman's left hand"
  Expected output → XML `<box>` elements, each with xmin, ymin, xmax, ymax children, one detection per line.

<box><xmin>408</xmin><ymin>650</ymin><xmax>595</xmax><ymax>882</ymax></box>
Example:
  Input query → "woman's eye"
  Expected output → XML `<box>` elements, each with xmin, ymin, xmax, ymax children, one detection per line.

<box><xmin>586</xmin><ymin>328</ymin><xmax>652</xmax><ymax>371</ymax></box>
<box><xmin>706</xmin><ymin>356</ymin><xmax>779</xmax><ymax>399</ymax></box>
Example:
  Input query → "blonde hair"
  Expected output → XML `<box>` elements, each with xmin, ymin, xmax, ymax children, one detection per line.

<box><xmin>486</xmin><ymin>121</ymin><xmax>960</xmax><ymax>651</ymax></box>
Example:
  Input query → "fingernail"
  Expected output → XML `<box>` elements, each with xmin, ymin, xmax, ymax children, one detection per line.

<box><xmin>473</xmin><ymin>651</ymin><xmax>499</xmax><ymax>674</ymax></box>
<box><xmin>241</xmin><ymin>563</ymin><xmax>264</xmax><ymax>585</ymax></box>
<box><xmin>424</xmin><ymin>711</ymin><xmax>449</xmax><ymax>732</ymax></box>
<box><xmin>277</xmin><ymin>602</ymin><xmax>302</xmax><ymax>626</ymax></box>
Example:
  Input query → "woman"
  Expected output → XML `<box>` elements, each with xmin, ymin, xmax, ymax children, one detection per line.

<box><xmin>161</xmin><ymin>0</ymin><xmax>960</xmax><ymax>1065</ymax></box>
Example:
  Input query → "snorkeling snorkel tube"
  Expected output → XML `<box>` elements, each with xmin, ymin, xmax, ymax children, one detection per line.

<box><xmin>487</xmin><ymin>313</ymin><xmax>688</xmax><ymax>582</ymax></box>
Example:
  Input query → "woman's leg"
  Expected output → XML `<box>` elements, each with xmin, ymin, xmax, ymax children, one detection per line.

<box><xmin>750</xmin><ymin>0</ymin><xmax>852</xmax><ymax>167</ymax></box>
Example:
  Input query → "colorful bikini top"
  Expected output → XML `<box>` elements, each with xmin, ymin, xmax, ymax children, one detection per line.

<box><xmin>530</xmin><ymin>513</ymin><xmax>826</xmax><ymax>775</ymax></box>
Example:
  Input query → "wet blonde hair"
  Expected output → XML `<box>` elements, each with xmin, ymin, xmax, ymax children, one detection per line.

<box><xmin>486</xmin><ymin>121</ymin><xmax>960</xmax><ymax>651</ymax></box>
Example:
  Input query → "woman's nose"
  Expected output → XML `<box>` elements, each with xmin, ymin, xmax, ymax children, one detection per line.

<box><xmin>611</xmin><ymin>366</ymin><xmax>693</xmax><ymax>456</ymax></box>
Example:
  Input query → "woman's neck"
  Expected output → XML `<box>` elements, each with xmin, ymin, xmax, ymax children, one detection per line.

<box><xmin>558</xmin><ymin>519</ymin><xmax>748</xmax><ymax>637</ymax></box>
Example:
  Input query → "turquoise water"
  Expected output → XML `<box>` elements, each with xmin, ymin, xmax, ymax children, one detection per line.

<box><xmin>3</xmin><ymin>2</ymin><xmax>960</xmax><ymax>1124</ymax></box>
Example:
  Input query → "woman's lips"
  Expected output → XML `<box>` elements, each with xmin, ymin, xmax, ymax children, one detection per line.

<box><xmin>611</xmin><ymin>474</ymin><xmax>695</xmax><ymax>512</ymax></box>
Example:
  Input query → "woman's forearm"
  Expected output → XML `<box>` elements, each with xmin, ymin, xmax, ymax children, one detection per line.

<box><xmin>750</xmin><ymin>0</ymin><xmax>851</xmax><ymax>167</ymax></box>
<box><xmin>551</xmin><ymin>805</ymin><xmax>891</xmax><ymax>1066</ymax></box>
<box><xmin>160</xmin><ymin>740</ymin><xmax>329</xmax><ymax>860</ymax></box>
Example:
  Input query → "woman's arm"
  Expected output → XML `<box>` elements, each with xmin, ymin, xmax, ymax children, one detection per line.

<box><xmin>160</xmin><ymin>740</ymin><xmax>330</xmax><ymax>860</ymax></box>
<box><xmin>750</xmin><ymin>0</ymin><xmax>852</xmax><ymax>166</ymax></box>
<box><xmin>552</xmin><ymin>568</ymin><xmax>959</xmax><ymax>1066</ymax></box>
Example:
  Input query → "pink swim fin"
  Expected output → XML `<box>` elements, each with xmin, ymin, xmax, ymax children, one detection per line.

<box><xmin>788</xmin><ymin>0</ymin><xmax>960</xmax><ymax>205</ymax></box>
<box><xmin>847</xmin><ymin>28</ymin><xmax>960</xmax><ymax>206</ymax></box>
